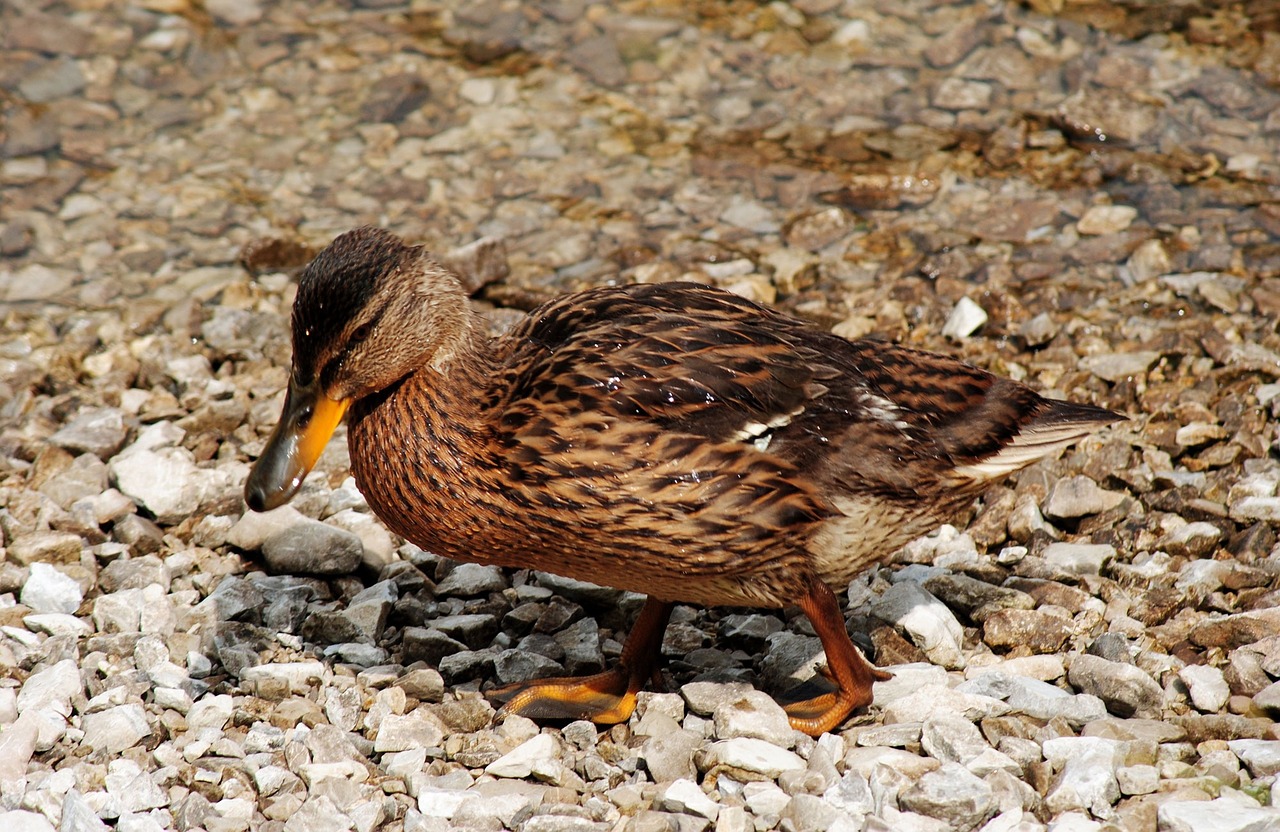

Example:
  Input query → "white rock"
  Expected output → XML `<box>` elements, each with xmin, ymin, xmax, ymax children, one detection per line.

<box><xmin>109</xmin><ymin>443</ymin><xmax>237</xmax><ymax>525</ymax></box>
<box><xmin>871</xmin><ymin>583</ymin><xmax>966</xmax><ymax>669</ymax></box>
<box><xmin>1115</xmin><ymin>764</ymin><xmax>1158</xmax><ymax>795</ymax></box>
<box><xmin>104</xmin><ymin>760</ymin><xmax>168</xmax><ymax>812</ymax></box>
<box><xmin>186</xmin><ymin>694</ymin><xmax>233</xmax><ymax>731</ymax></box>
<box><xmin>720</xmin><ymin>197</ymin><xmax>780</xmax><ymax>234</ymax></box>
<box><xmin>1047</xmin><ymin>812</ymin><xmax>1102</xmax><ymax>831</ymax></box>
<box><xmin>873</xmin><ymin>663</ymin><xmax>950</xmax><ymax>707</ymax></box>
<box><xmin>1080</xmin><ymin>352</ymin><xmax>1159</xmax><ymax>383</ymax></box>
<box><xmin>1040</xmin><ymin>542</ymin><xmax>1115</xmax><ymax>576</ymax></box>
<box><xmin>1041</xmin><ymin>736</ymin><xmax>1125</xmax><ymax>818</ymax></box>
<box><xmin>226</xmin><ymin>504</ymin><xmax>308</xmax><ymax>551</ymax></box>
<box><xmin>920</xmin><ymin>714</ymin><xmax>989</xmax><ymax>765</ymax></box>
<box><xmin>93</xmin><ymin>589</ymin><xmax>143</xmax><ymax>633</ymax></box>
<box><xmin>0</xmin><ymin>811</ymin><xmax>56</xmax><ymax>832</ymax></box>
<box><xmin>655</xmin><ymin>778</ymin><xmax>720</xmax><ymax>821</ymax></box>
<box><xmin>942</xmin><ymin>297</ymin><xmax>988</xmax><ymax>340</ymax></box>
<box><xmin>0</xmin><ymin>712</ymin><xmax>39</xmax><ymax>783</ymax></box>
<box><xmin>1157</xmin><ymin>796</ymin><xmax>1279</xmax><ymax>832</ymax></box>
<box><xmin>486</xmin><ymin>733</ymin><xmax>560</xmax><ymax>778</ymax></box>
<box><xmin>1178</xmin><ymin>664</ymin><xmax>1230</xmax><ymax>713</ymax></box>
<box><xmin>240</xmin><ymin>661</ymin><xmax>327</xmax><ymax>693</ymax></box>
<box><xmin>742</xmin><ymin>781</ymin><xmax>791</xmax><ymax>816</ymax></box>
<box><xmin>82</xmin><ymin>704</ymin><xmax>152</xmax><ymax>754</ymax></box>
<box><xmin>712</xmin><ymin>689</ymin><xmax>795</xmax><ymax>748</ymax></box>
<box><xmin>203</xmin><ymin>0</ymin><xmax>263</xmax><ymax>26</ymax></box>
<box><xmin>1227</xmin><ymin>739</ymin><xmax>1280</xmax><ymax>777</ymax></box>
<box><xmin>882</xmin><ymin>684</ymin><xmax>1010</xmax><ymax>724</ymax></box>
<box><xmin>16</xmin><ymin>658</ymin><xmax>81</xmax><ymax>750</ymax></box>
<box><xmin>327</xmin><ymin>509</ymin><xmax>397</xmax><ymax>569</ymax></box>
<box><xmin>20</xmin><ymin>563</ymin><xmax>83</xmax><ymax>615</ymax></box>
<box><xmin>1043</xmin><ymin>476</ymin><xmax>1125</xmax><ymax>519</ymax></box>
<box><xmin>703</xmin><ymin>737</ymin><xmax>806</xmax><ymax>779</ymax></box>
<box><xmin>22</xmin><ymin>613</ymin><xmax>90</xmax><ymax>638</ymax></box>
<box><xmin>374</xmin><ymin>712</ymin><xmax>447</xmax><ymax>753</ymax></box>
<box><xmin>824</xmin><ymin>769</ymin><xmax>874</xmax><ymax>816</ymax></box>
<box><xmin>416</xmin><ymin>788</ymin><xmax>476</xmax><ymax>819</ymax></box>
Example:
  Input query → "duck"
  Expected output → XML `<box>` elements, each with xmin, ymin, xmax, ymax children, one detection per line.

<box><xmin>244</xmin><ymin>226</ymin><xmax>1123</xmax><ymax>736</ymax></box>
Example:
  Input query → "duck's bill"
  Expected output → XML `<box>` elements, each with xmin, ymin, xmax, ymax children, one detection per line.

<box><xmin>244</xmin><ymin>380</ymin><xmax>350</xmax><ymax>512</ymax></box>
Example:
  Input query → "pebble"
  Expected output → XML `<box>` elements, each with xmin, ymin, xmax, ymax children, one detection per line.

<box><xmin>711</xmin><ymin>689</ymin><xmax>795</xmax><ymax>748</ymax></box>
<box><xmin>261</xmin><ymin>519</ymin><xmax>364</xmax><ymax>575</ymax></box>
<box><xmin>1041</xmin><ymin>736</ymin><xmax>1125</xmax><ymax>818</ymax></box>
<box><xmin>1178</xmin><ymin>664</ymin><xmax>1231</xmax><ymax>714</ymax></box>
<box><xmin>1079</xmin><ymin>352</ymin><xmax>1160</xmax><ymax>383</ymax></box>
<box><xmin>109</xmin><ymin>431</ymin><xmax>238</xmax><ymax>525</ymax></box>
<box><xmin>1040</xmin><ymin>543</ymin><xmax>1116</xmax><ymax>576</ymax></box>
<box><xmin>700</xmin><ymin>738</ymin><xmax>806</xmax><ymax>780</ymax></box>
<box><xmin>899</xmin><ymin>762</ymin><xmax>995</xmax><ymax>831</ymax></box>
<box><xmin>1227</xmin><ymin>739</ymin><xmax>1280</xmax><ymax>777</ymax></box>
<box><xmin>486</xmin><ymin>733</ymin><xmax>560</xmax><ymax>778</ymax></box>
<box><xmin>19</xmin><ymin>563</ymin><xmax>83</xmax><ymax>614</ymax></box>
<box><xmin>1043</xmin><ymin>477</ymin><xmax>1126</xmax><ymax>519</ymax></box>
<box><xmin>80</xmin><ymin>703</ymin><xmax>152</xmax><ymax>754</ymax></box>
<box><xmin>435</xmin><ymin>563</ymin><xmax>508</xmax><ymax>596</ymax></box>
<box><xmin>1157</xmin><ymin>797</ymin><xmax>1279</xmax><ymax>832</ymax></box>
<box><xmin>49</xmin><ymin>407</ymin><xmax>128</xmax><ymax>458</ymax></box>
<box><xmin>1067</xmin><ymin>655</ymin><xmax>1165</xmax><ymax>719</ymax></box>
<box><xmin>920</xmin><ymin>714</ymin><xmax>990</xmax><ymax>765</ymax></box>
<box><xmin>1075</xmin><ymin>205</ymin><xmax>1138</xmax><ymax>235</ymax></box>
<box><xmin>655</xmin><ymin>778</ymin><xmax>720</xmax><ymax>821</ymax></box>
<box><xmin>942</xmin><ymin>297</ymin><xmax>988</xmax><ymax>340</ymax></box>
<box><xmin>16</xmin><ymin>658</ymin><xmax>80</xmax><ymax>750</ymax></box>
<box><xmin>871</xmin><ymin>582</ymin><xmax>966</xmax><ymax>669</ymax></box>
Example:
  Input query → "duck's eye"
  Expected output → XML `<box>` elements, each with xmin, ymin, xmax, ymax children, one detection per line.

<box><xmin>350</xmin><ymin>322</ymin><xmax>374</xmax><ymax>345</ymax></box>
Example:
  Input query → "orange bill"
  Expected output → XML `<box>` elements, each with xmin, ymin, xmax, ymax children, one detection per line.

<box><xmin>244</xmin><ymin>379</ymin><xmax>350</xmax><ymax>512</ymax></box>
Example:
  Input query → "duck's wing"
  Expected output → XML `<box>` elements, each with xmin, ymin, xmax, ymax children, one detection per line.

<box><xmin>489</xmin><ymin>282</ymin><xmax>840</xmax><ymax>452</ymax></box>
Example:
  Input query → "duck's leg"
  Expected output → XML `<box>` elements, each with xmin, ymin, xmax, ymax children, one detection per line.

<box><xmin>492</xmin><ymin>597</ymin><xmax>674</xmax><ymax>724</ymax></box>
<box><xmin>783</xmin><ymin>576</ymin><xmax>893</xmax><ymax>736</ymax></box>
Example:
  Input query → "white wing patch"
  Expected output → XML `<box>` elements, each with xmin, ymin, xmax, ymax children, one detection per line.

<box><xmin>858</xmin><ymin>391</ymin><xmax>912</xmax><ymax>432</ymax></box>
<box><xmin>951</xmin><ymin>421</ymin><xmax>1102</xmax><ymax>482</ymax></box>
<box><xmin>729</xmin><ymin>406</ymin><xmax>806</xmax><ymax>446</ymax></box>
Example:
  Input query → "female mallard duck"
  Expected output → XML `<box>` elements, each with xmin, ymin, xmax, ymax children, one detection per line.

<box><xmin>245</xmin><ymin>226</ymin><xmax>1122</xmax><ymax>736</ymax></box>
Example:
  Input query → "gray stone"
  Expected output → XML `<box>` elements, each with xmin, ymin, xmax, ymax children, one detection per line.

<box><xmin>780</xmin><ymin>793</ymin><xmax>861</xmax><ymax>832</ymax></box>
<box><xmin>1041</xmin><ymin>736</ymin><xmax>1125</xmax><ymax>818</ymax></box>
<box><xmin>759</xmin><ymin>631</ymin><xmax>824</xmax><ymax>689</ymax></box>
<box><xmin>1115</xmin><ymin>764</ymin><xmax>1158</xmax><ymax>796</ymax></box>
<box><xmin>81</xmin><ymin>703</ymin><xmax>152</xmax><ymax>754</ymax></box>
<box><xmin>0</xmin><ymin>811</ymin><xmax>55</xmax><ymax>832</ymax></box>
<box><xmin>719</xmin><ymin>614</ymin><xmax>783</xmax><ymax>649</ymax></box>
<box><xmin>680</xmin><ymin>681</ymin><xmax>755</xmax><ymax>716</ymax></box>
<box><xmin>823</xmin><ymin>769</ymin><xmax>874</xmax><ymax>817</ymax></box>
<box><xmin>1040</xmin><ymin>542</ymin><xmax>1115</xmax><ymax>576</ymax></box>
<box><xmin>870</xmin><ymin>582</ymin><xmax>965</xmax><ymax>669</ymax></box>
<box><xmin>430</xmin><ymin>614</ymin><xmax>500</xmax><ymax>648</ymax></box>
<box><xmin>262</xmin><ymin>519</ymin><xmax>363</xmax><ymax>575</ymax></box>
<box><xmin>7</xmin><ymin>531</ymin><xmax>83</xmax><ymax>565</ymax></box>
<box><xmin>99</xmin><ymin>555</ymin><xmax>170</xmax><ymax>593</ymax></box>
<box><xmin>402</xmin><ymin>627</ymin><xmax>468</xmax><ymax>665</ymax></box>
<box><xmin>375</xmin><ymin>711</ymin><xmax>449</xmax><ymax>753</ymax></box>
<box><xmin>20</xmin><ymin>562</ymin><xmax>83</xmax><ymax>614</ymax></box>
<box><xmin>436</xmin><ymin>563</ymin><xmax>508</xmax><ymax>596</ymax></box>
<box><xmin>1068</xmin><ymin>654</ymin><xmax>1164</xmax><ymax>719</ymax></box>
<box><xmin>1179</xmin><ymin>664</ymin><xmax>1230</xmax><ymax>714</ymax></box>
<box><xmin>711</xmin><ymin>689</ymin><xmax>795</xmax><ymax>748</ymax></box>
<box><xmin>494</xmin><ymin>648</ymin><xmax>564</xmax><ymax>684</ymax></box>
<box><xmin>1080</xmin><ymin>351</ymin><xmax>1160</xmax><ymax>383</ymax></box>
<box><xmin>554</xmin><ymin>617</ymin><xmax>604</xmax><ymax>675</ymax></box>
<box><xmin>18</xmin><ymin>56</ymin><xmax>86</xmax><ymax>103</ymax></box>
<box><xmin>345</xmin><ymin>579</ymin><xmax>397</xmax><ymax>638</ymax></box>
<box><xmin>1044</xmin><ymin>476</ymin><xmax>1126</xmax><ymax>519</ymax></box>
<box><xmin>920</xmin><ymin>714</ymin><xmax>990</xmax><ymax>765</ymax></box>
<box><xmin>899</xmin><ymin>762</ymin><xmax>995</xmax><ymax>831</ymax></box>
<box><xmin>226</xmin><ymin>504</ymin><xmax>309</xmax><ymax>551</ymax></box>
<box><xmin>533</xmin><ymin>572</ymin><xmax>624</xmax><ymax>607</ymax></box>
<box><xmin>49</xmin><ymin>407</ymin><xmax>128</xmax><ymax>458</ymax></box>
<box><xmin>641</xmin><ymin>727</ymin><xmax>701</xmax><ymax>783</ymax></box>
<box><xmin>1252</xmin><ymin>680</ymin><xmax>1280</xmax><ymax>714</ymax></box>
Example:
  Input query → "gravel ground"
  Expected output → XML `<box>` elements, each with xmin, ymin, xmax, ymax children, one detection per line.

<box><xmin>2</xmin><ymin>1</ymin><xmax>1280</xmax><ymax>831</ymax></box>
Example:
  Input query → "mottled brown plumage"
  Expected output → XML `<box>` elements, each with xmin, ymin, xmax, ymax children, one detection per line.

<box><xmin>245</xmin><ymin>226</ymin><xmax>1124</xmax><ymax>735</ymax></box>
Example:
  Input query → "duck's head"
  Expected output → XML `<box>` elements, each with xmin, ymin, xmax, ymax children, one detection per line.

<box><xmin>244</xmin><ymin>226</ymin><xmax>468</xmax><ymax>512</ymax></box>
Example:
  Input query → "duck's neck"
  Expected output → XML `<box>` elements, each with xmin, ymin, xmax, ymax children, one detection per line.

<box><xmin>346</xmin><ymin>308</ymin><xmax>499</xmax><ymax>553</ymax></box>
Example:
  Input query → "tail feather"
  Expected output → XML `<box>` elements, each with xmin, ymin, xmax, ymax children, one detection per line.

<box><xmin>950</xmin><ymin>399</ymin><xmax>1125</xmax><ymax>483</ymax></box>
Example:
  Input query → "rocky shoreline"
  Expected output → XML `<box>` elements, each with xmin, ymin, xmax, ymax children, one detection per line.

<box><xmin>2</xmin><ymin>1</ymin><xmax>1279</xmax><ymax>831</ymax></box>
